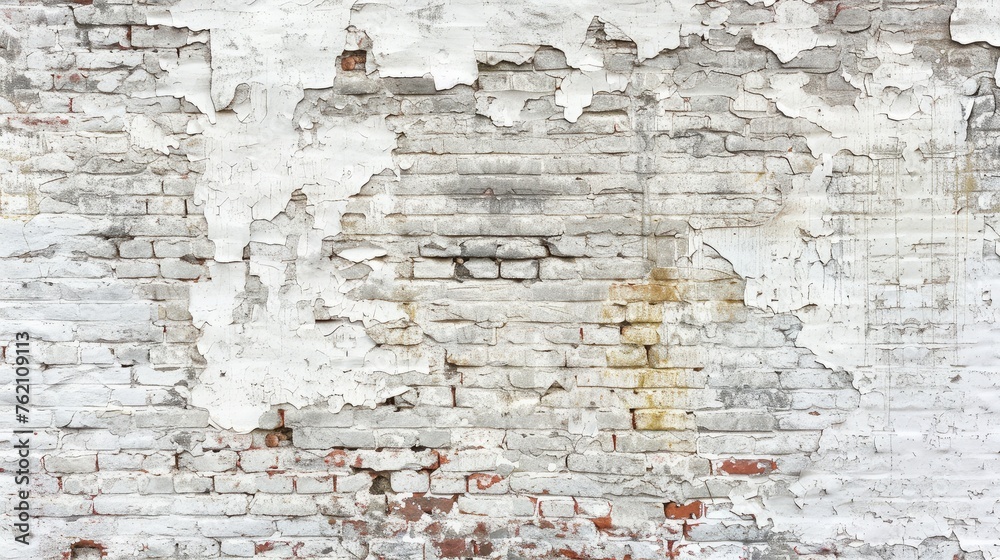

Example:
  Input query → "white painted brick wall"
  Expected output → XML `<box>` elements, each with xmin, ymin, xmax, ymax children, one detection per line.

<box><xmin>2</xmin><ymin>1</ymin><xmax>1000</xmax><ymax>559</ymax></box>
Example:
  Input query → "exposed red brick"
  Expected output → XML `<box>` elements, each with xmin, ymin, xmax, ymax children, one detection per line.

<box><xmin>325</xmin><ymin>449</ymin><xmax>347</xmax><ymax>467</ymax></box>
<box><xmin>473</xmin><ymin>522</ymin><xmax>489</xmax><ymax>539</ymax></box>
<box><xmin>468</xmin><ymin>472</ymin><xmax>503</xmax><ymax>490</ymax></box>
<box><xmin>255</xmin><ymin>542</ymin><xmax>275</xmax><ymax>553</ymax></box>
<box><xmin>341</xmin><ymin>520</ymin><xmax>368</xmax><ymax>537</ymax></box>
<box><xmin>664</xmin><ymin>500</ymin><xmax>705</xmax><ymax>520</ymax></box>
<box><xmin>474</xmin><ymin>540</ymin><xmax>494</xmax><ymax>556</ymax></box>
<box><xmin>717</xmin><ymin>458</ymin><xmax>777</xmax><ymax>475</ymax></box>
<box><xmin>435</xmin><ymin>538</ymin><xmax>472</xmax><ymax>558</ymax></box>
<box><xmin>590</xmin><ymin>515</ymin><xmax>613</xmax><ymax>533</ymax></box>
<box><xmin>391</xmin><ymin>499</ymin><xmax>423</xmax><ymax>522</ymax></box>
<box><xmin>389</xmin><ymin>493</ymin><xmax>457</xmax><ymax>522</ymax></box>
<box><xmin>264</xmin><ymin>433</ymin><xmax>280</xmax><ymax>447</ymax></box>
<box><xmin>340</xmin><ymin>51</ymin><xmax>367</xmax><ymax>71</ymax></box>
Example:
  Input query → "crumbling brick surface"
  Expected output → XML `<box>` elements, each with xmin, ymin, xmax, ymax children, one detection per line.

<box><xmin>3</xmin><ymin>0</ymin><xmax>1000</xmax><ymax>558</ymax></box>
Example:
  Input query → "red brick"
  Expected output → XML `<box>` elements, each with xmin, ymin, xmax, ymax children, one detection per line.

<box><xmin>435</xmin><ymin>538</ymin><xmax>472</xmax><ymax>558</ymax></box>
<box><xmin>664</xmin><ymin>500</ymin><xmax>705</xmax><ymax>520</ymax></box>
<box><xmin>717</xmin><ymin>458</ymin><xmax>777</xmax><ymax>475</ymax></box>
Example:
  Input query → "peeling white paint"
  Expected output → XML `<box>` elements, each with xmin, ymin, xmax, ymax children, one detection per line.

<box><xmin>475</xmin><ymin>90</ymin><xmax>547</xmax><ymax>127</ymax></box>
<box><xmin>750</xmin><ymin>0</ymin><xmax>835</xmax><ymax>63</ymax></box>
<box><xmin>702</xmin><ymin>10</ymin><xmax>1000</xmax><ymax>553</ymax></box>
<box><xmin>110</xmin><ymin>0</ymin><xmax>1000</xmax><ymax>553</ymax></box>
<box><xmin>350</xmin><ymin>0</ymin><xmax>711</xmax><ymax>88</ymax></box>
<box><xmin>148</xmin><ymin>0</ymin><xmax>740</xmax><ymax>432</ymax></box>
<box><xmin>152</xmin><ymin>1</ymin><xmax>427</xmax><ymax>432</ymax></box>
<box><xmin>951</xmin><ymin>0</ymin><xmax>1000</xmax><ymax>47</ymax></box>
<box><xmin>148</xmin><ymin>0</ymin><xmax>347</xmax><ymax>116</ymax></box>
<box><xmin>124</xmin><ymin>115</ymin><xmax>179</xmax><ymax>155</ymax></box>
<box><xmin>148</xmin><ymin>47</ymin><xmax>216</xmax><ymax>122</ymax></box>
<box><xmin>951</xmin><ymin>0</ymin><xmax>1000</xmax><ymax>84</ymax></box>
<box><xmin>556</xmin><ymin>69</ymin><xmax>629</xmax><ymax>122</ymax></box>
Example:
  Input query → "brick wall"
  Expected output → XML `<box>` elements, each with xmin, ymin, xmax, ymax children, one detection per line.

<box><xmin>2</xmin><ymin>0</ymin><xmax>1000</xmax><ymax>558</ymax></box>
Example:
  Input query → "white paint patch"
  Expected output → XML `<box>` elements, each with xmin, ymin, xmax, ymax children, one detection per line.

<box><xmin>125</xmin><ymin>115</ymin><xmax>179</xmax><ymax>155</ymax></box>
<box><xmin>950</xmin><ymin>0</ymin><xmax>1000</xmax><ymax>85</ymax></box>
<box><xmin>148</xmin><ymin>0</ymin><xmax>346</xmax><ymax>116</ymax></box>
<box><xmin>951</xmin><ymin>0</ymin><xmax>1000</xmax><ymax>47</ymax></box>
<box><xmin>750</xmin><ymin>0</ymin><xmax>836</xmax><ymax>63</ymax></box>
<box><xmin>475</xmin><ymin>91</ymin><xmax>547</xmax><ymax>127</ymax></box>
<box><xmin>556</xmin><ymin>69</ymin><xmax>629</xmax><ymax>122</ymax></box>
<box><xmin>149</xmin><ymin>47</ymin><xmax>216</xmax><ymax>123</ymax></box>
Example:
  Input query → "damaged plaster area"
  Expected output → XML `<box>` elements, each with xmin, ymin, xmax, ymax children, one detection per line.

<box><xmin>5</xmin><ymin>0</ymin><xmax>1000</xmax><ymax>557</ymax></box>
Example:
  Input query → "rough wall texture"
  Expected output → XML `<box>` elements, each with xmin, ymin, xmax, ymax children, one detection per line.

<box><xmin>3</xmin><ymin>0</ymin><xmax>1000</xmax><ymax>558</ymax></box>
